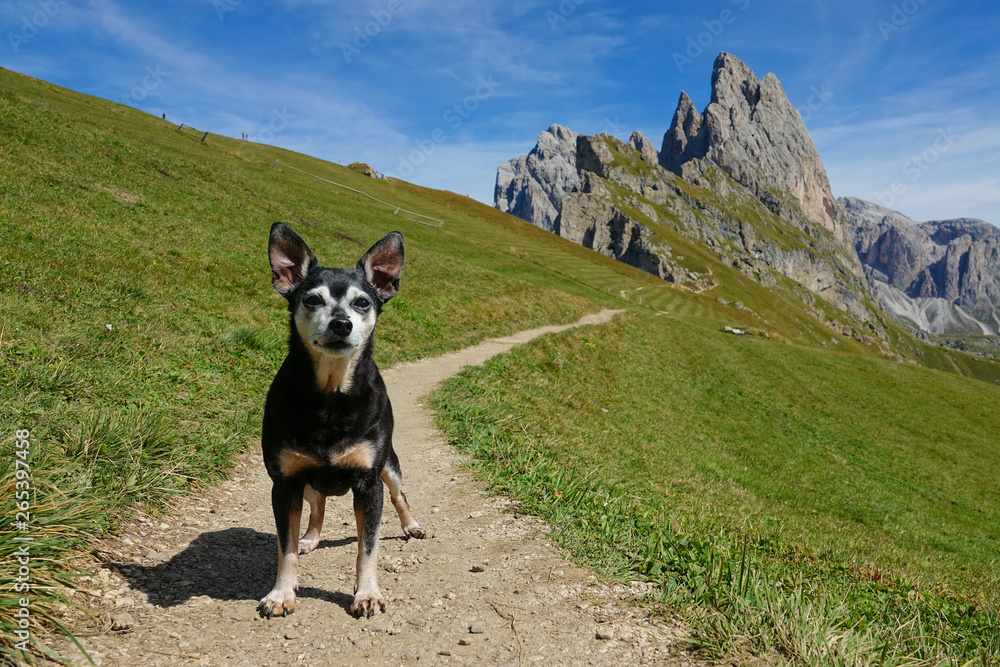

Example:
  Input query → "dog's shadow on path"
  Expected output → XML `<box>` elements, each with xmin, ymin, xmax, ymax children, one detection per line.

<box><xmin>107</xmin><ymin>527</ymin><xmax>392</xmax><ymax>615</ymax></box>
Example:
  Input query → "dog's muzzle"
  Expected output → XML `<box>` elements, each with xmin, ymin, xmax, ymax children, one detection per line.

<box><xmin>312</xmin><ymin>315</ymin><xmax>355</xmax><ymax>353</ymax></box>
<box><xmin>329</xmin><ymin>316</ymin><xmax>352</xmax><ymax>337</ymax></box>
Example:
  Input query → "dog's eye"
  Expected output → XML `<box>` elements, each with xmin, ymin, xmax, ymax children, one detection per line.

<box><xmin>352</xmin><ymin>297</ymin><xmax>371</xmax><ymax>311</ymax></box>
<box><xmin>302</xmin><ymin>294</ymin><xmax>324</xmax><ymax>309</ymax></box>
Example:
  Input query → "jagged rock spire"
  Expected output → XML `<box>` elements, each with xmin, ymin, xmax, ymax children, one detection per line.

<box><xmin>660</xmin><ymin>91</ymin><xmax>703</xmax><ymax>173</ymax></box>
<box><xmin>660</xmin><ymin>52</ymin><xmax>859</xmax><ymax>264</ymax></box>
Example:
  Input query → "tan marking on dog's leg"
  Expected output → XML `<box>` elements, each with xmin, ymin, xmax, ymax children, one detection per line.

<box><xmin>350</xmin><ymin>502</ymin><xmax>385</xmax><ymax>618</ymax></box>
<box><xmin>331</xmin><ymin>440</ymin><xmax>376</xmax><ymax>470</ymax></box>
<box><xmin>299</xmin><ymin>484</ymin><xmax>325</xmax><ymax>554</ymax></box>
<box><xmin>381</xmin><ymin>467</ymin><xmax>425</xmax><ymax>539</ymax></box>
<box><xmin>276</xmin><ymin>449</ymin><xmax>324</xmax><ymax>477</ymax></box>
<box><xmin>258</xmin><ymin>499</ymin><xmax>302</xmax><ymax>618</ymax></box>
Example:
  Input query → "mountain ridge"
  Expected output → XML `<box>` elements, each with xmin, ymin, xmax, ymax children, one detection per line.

<box><xmin>843</xmin><ymin>196</ymin><xmax>1000</xmax><ymax>336</ymax></box>
<box><xmin>493</xmin><ymin>52</ymin><xmax>1000</xmax><ymax>351</ymax></box>
<box><xmin>495</xmin><ymin>52</ymin><xmax>881</xmax><ymax>337</ymax></box>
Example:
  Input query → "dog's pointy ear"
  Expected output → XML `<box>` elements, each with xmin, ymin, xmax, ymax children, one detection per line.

<box><xmin>357</xmin><ymin>232</ymin><xmax>404</xmax><ymax>302</ymax></box>
<box><xmin>268</xmin><ymin>222</ymin><xmax>317</xmax><ymax>297</ymax></box>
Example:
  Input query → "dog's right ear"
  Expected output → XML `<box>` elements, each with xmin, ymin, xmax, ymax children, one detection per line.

<box><xmin>268</xmin><ymin>222</ymin><xmax>317</xmax><ymax>297</ymax></box>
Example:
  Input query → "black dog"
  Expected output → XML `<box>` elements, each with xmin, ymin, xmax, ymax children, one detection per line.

<box><xmin>258</xmin><ymin>222</ymin><xmax>424</xmax><ymax>619</ymax></box>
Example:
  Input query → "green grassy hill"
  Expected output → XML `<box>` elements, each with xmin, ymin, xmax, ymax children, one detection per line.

<box><xmin>2</xmin><ymin>67</ymin><xmax>999</xmax><ymax>664</ymax></box>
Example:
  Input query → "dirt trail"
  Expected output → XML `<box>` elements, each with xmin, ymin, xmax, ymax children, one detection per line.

<box><xmin>57</xmin><ymin>310</ymin><xmax>702</xmax><ymax>666</ymax></box>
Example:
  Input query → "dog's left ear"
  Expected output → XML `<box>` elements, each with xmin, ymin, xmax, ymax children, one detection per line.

<box><xmin>358</xmin><ymin>232</ymin><xmax>404</xmax><ymax>302</ymax></box>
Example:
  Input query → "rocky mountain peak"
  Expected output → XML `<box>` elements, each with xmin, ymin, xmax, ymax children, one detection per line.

<box><xmin>494</xmin><ymin>124</ymin><xmax>580</xmax><ymax>232</ymax></box>
<box><xmin>840</xmin><ymin>196</ymin><xmax>913</xmax><ymax>229</ymax></box>
<box><xmin>492</xmin><ymin>52</ymin><xmax>900</xmax><ymax>335</ymax></box>
<box><xmin>627</xmin><ymin>130</ymin><xmax>659</xmax><ymax>165</ymax></box>
<box><xmin>710</xmin><ymin>52</ymin><xmax>760</xmax><ymax>107</ymax></box>
<box><xmin>535</xmin><ymin>123</ymin><xmax>578</xmax><ymax>157</ymax></box>
<box><xmin>660</xmin><ymin>52</ymin><xmax>859</xmax><ymax>265</ymax></box>
<box><xmin>660</xmin><ymin>92</ymin><xmax>703</xmax><ymax>173</ymax></box>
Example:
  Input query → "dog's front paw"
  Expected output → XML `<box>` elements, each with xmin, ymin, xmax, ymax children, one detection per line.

<box><xmin>299</xmin><ymin>536</ymin><xmax>320</xmax><ymax>554</ymax></box>
<box><xmin>350</xmin><ymin>588</ymin><xmax>386</xmax><ymax>618</ymax></box>
<box><xmin>404</xmin><ymin>523</ymin><xmax>426</xmax><ymax>540</ymax></box>
<box><xmin>258</xmin><ymin>589</ymin><xmax>296</xmax><ymax>619</ymax></box>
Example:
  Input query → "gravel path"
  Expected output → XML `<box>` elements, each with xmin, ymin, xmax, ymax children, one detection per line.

<box><xmin>55</xmin><ymin>310</ymin><xmax>705</xmax><ymax>666</ymax></box>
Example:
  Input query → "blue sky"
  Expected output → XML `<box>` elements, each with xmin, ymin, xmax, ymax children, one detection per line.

<box><xmin>3</xmin><ymin>0</ymin><xmax>999</xmax><ymax>224</ymax></box>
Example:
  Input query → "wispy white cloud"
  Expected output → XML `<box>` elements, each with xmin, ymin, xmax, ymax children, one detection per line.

<box><xmin>807</xmin><ymin>31</ymin><xmax>1000</xmax><ymax>224</ymax></box>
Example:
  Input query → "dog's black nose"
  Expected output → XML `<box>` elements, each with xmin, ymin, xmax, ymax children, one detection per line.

<box><xmin>329</xmin><ymin>317</ymin><xmax>353</xmax><ymax>337</ymax></box>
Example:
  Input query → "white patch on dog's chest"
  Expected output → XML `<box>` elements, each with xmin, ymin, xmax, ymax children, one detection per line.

<box><xmin>313</xmin><ymin>353</ymin><xmax>356</xmax><ymax>394</ymax></box>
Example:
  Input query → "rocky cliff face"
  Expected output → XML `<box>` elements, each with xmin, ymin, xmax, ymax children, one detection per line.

<box><xmin>627</xmin><ymin>131</ymin><xmax>659</xmax><ymax>165</ymax></box>
<box><xmin>558</xmin><ymin>133</ymin><xmax>874</xmax><ymax>322</ymax></box>
<box><xmin>660</xmin><ymin>53</ymin><xmax>859</xmax><ymax>263</ymax></box>
<box><xmin>843</xmin><ymin>196</ymin><xmax>1000</xmax><ymax>335</ymax></box>
<box><xmin>494</xmin><ymin>53</ymin><xmax>879</xmax><ymax>333</ymax></box>
<box><xmin>556</xmin><ymin>145</ymin><xmax>720</xmax><ymax>290</ymax></box>
<box><xmin>494</xmin><ymin>124</ymin><xmax>579</xmax><ymax>233</ymax></box>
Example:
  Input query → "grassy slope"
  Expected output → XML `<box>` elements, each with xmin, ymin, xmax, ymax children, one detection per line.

<box><xmin>0</xmin><ymin>65</ymin><xmax>633</xmax><ymax>488</ymax></box>
<box><xmin>432</xmin><ymin>310</ymin><xmax>1000</xmax><ymax>661</ymax></box>
<box><xmin>0</xmin><ymin>68</ymin><xmax>612</xmax><ymax>659</ymax></box>
<box><xmin>2</xmin><ymin>66</ymin><xmax>1000</xmax><ymax>663</ymax></box>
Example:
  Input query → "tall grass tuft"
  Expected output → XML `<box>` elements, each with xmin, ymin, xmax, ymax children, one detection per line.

<box><xmin>59</xmin><ymin>407</ymin><xmax>193</xmax><ymax>513</ymax></box>
<box><xmin>223</xmin><ymin>325</ymin><xmax>285</xmax><ymax>355</ymax></box>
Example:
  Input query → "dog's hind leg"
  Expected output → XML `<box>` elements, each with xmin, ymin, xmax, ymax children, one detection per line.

<box><xmin>351</xmin><ymin>480</ymin><xmax>386</xmax><ymax>618</ymax></box>
<box><xmin>299</xmin><ymin>484</ymin><xmax>325</xmax><ymax>554</ymax></box>
<box><xmin>258</xmin><ymin>480</ymin><xmax>303</xmax><ymax>618</ymax></box>
<box><xmin>381</xmin><ymin>447</ymin><xmax>425</xmax><ymax>539</ymax></box>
